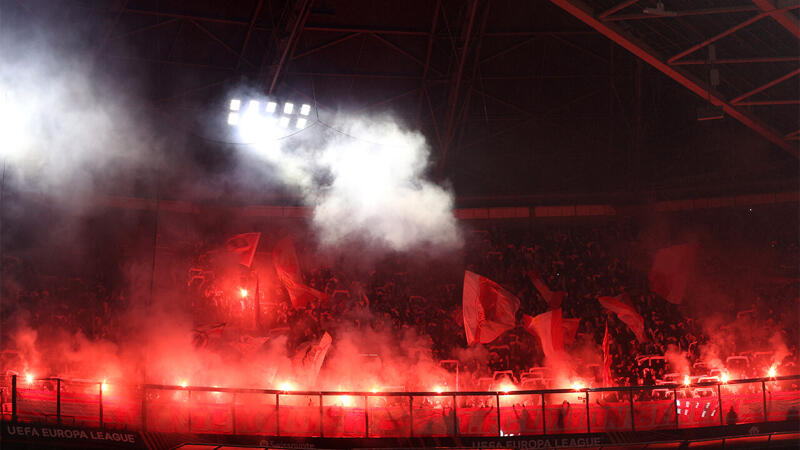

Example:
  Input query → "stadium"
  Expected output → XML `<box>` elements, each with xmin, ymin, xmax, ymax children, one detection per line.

<box><xmin>0</xmin><ymin>0</ymin><xmax>798</xmax><ymax>449</ymax></box>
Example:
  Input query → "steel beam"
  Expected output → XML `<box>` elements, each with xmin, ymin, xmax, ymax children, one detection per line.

<box><xmin>156</xmin><ymin>77</ymin><xmax>232</xmax><ymax>104</ymax></box>
<box><xmin>668</xmin><ymin>13</ymin><xmax>767</xmax><ymax>63</ymax></box>
<box><xmin>263</xmin><ymin>0</ymin><xmax>313</xmax><ymax>94</ymax></box>
<box><xmin>480</xmin><ymin>36</ymin><xmax>536</xmax><ymax>64</ymax></box>
<box><xmin>190</xmin><ymin>19</ymin><xmax>255</xmax><ymax>68</ymax></box>
<box><xmin>287</xmin><ymin>71</ymin><xmax>427</xmax><ymax>80</ymax></box>
<box><xmin>292</xmin><ymin>33</ymin><xmax>360</xmax><ymax>60</ymax></box>
<box><xmin>735</xmin><ymin>99</ymin><xmax>800</xmax><ymax>105</ymax></box>
<box><xmin>473</xmin><ymin>89</ymin><xmax>534</xmax><ymax>116</ymax></box>
<box><xmin>605</xmin><ymin>5</ymin><xmax>761</xmax><ymax>21</ymax></box>
<box><xmin>95</xmin><ymin>0</ymin><xmax>130</xmax><ymax>55</ymax></box>
<box><xmin>236</xmin><ymin>0</ymin><xmax>264</xmax><ymax>71</ymax></box>
<box><xmin>104</xmin><ymin>18</ymin><xmax>180</xmax><ymax>44</ymax></box>
<box><xmin>122</xmin><ymin>8</ymin><xmax>252</xmax><ymax>26</ymax></box>
<box><xmin>599</xmin><ymin>0</ymin><xmax>640</xmax><ymax>19</ymax></box>
<box><xmin>451</xmin><ymin>3</ymin><xmax>492</xmax><ymax>162</ymax></box>
<box><xmin>440</xmin><ymin>0</ymin><xmax>480</xmax><ymax>170</ymax></box>
<box><xmin>417</xmin><ymin>0</ymin><xmax>442</xmax><ymax>127</ymax></box>
<box><xmin>304</xmin><ymin>25</ymin><xmax>427</xmax><ymax>36</ymax></box>
<box><xmin>672</xmin><ymin>56</ymin><xmax>800</xmax><ymax>65</ymax></box>
<box><xmin>731</xmin><ymin>68</ymin><xmax>800</xmax><ymax>103</ymax></box>
<box><xmin>549</xmin><ymin>0</ymin><xmax>798</xmax><ymax>157</ymax></box>
<box><xmin>461</xmin><ymin>88</ymin><xmax>603</xmax><ymax>151</ymax></box>
<box><xmin>369</xmin><ymin>33</ymin><xmax>440</xmax><ymax>74</ymax></box>
<box><xmin>753</xmin><ymin>0</ymin><xmax>800</xmax><ymax>38</ymax></box>
<box><xmin>354</xmin><ymin>88</ymin><xmax>421</xmax><ymax>113</ymax></box>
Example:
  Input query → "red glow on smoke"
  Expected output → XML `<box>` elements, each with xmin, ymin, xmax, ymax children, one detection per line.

<box><xmin>336</xmin><ymin>395</ymin><xmax>354</xmax><ymax>407</ymax></box>
<box><xmin>499</xmin><ymin>382</ymin><xmax>516</xmax><ymax>393</ymax></box>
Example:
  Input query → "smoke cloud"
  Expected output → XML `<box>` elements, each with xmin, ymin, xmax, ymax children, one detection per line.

<box><xmin>234</xmin><ymin>103</ymin><xmax>462</xmax><ymax>252</ymax></box>
<box><xmin>0</xmin><ymin>39</ymin><xmax>158</xmax><ymax>199</ymax></box>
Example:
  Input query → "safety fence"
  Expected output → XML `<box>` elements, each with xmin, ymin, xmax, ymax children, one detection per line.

<box><xmin>2</xmin><ymin>375</ymin><xmax>798</xmax><ymax>437</ymax></box>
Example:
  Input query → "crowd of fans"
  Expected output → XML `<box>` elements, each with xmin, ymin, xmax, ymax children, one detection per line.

<box><xmin>2</xmin><ymin>207</ymin><xmax>798</xmax><ymax>392</ymax></box>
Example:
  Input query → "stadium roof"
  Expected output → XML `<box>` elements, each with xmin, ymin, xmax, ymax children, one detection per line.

<box><xmin>3</xmin><ymin>0</ymin><xmax>798</xmax><ymax>205</ymax></box>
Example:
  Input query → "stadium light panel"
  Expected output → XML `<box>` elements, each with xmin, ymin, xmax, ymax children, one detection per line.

<box><xmin>227</xmin><ymin>112</ymin><xmax>239</xmax><ymax>126</ymax></box>
<box><xmin>248</xmin><ymin>100</ymin><xmax>260</xmax><ymax>112</ymax></box>
<box><xmin>283</xmin><ymin>102</ymin><xmax>294</xmax><ymax>114</ymax></box>
<box><xmin>266</xmin><ymin>101</ymin><xmax>277</xmax><ymax>113</ymax></box>
<box><xmin>296</xmin><ymin>118</ymin><xmax>307</xmax><ymax>129</ymax></box>
<box><xmin>300</xmin><ymin>104</ymin><xmax>311</xmax><ymax>116</ymax></box>
<box><xmin>279</xmin><ymin>116</ymin><xmax>290</xmax><ymax>128</ymax></box>
<box><xmin>229</xmin><ymin>99</ymin><xmax>241</xmax><ymax>111</ymax></box>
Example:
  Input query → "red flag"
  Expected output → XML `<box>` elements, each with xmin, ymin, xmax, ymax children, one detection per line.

<box><xmin>598</xmin><ymin>294</ymin><xmax>647</xmax><ymax>343</ymax></box>
<box><xmin>273</xmin><ymin>236</ymin><xmax>302</xmax><ymax>280</ymax></box>
<box><xmin>602</xmin><ymin>321</ymin><xmax>612</xmax><ymax>388</ymax></box>
<box><xmin>294</xmin><ymin>332</ymin><xmax>333</xmax><ymax>385</ymax></box>
<box><xmin>562</xmin><ymin>318</ymin><xmax>580</xmax><ymax>346</ymax></box>
<box><xmin>273</xmin><ymin>237</ymin><xmax>326</xmax><ymax>308</ymax></box>
<box><xmin>462</xmin><ymin>271</ymin><xmax>520</xmax><ymax>346</ymax></box>
<box><xmin>527</xmin><ymin>268</ymin><xmax>566</xmax><ymax>309</ymax></box>
<box><xmin>225</xmin><ymin>233</ymin><xmax>261</xmax><ymax>267</ymax></box>
<box><xmin>649</xmin><ymin>244</ymin><xmax>696</xmax><ymax>304</ymax></box>
<box><xmin>522</xmin><ymin>308</ymin><xmax>565</xmax><ymax>360</ymax></box>
<box><xmin>283</xmin><ymin>277</ymin><xmax>327</xmax><ymax>309</ymax></box>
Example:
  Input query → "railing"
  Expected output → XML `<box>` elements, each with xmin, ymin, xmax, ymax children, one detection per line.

<box><xmin>2</xmin><ymin>375</ymin><xmax>798</xmax><ymax>437</ymax></box>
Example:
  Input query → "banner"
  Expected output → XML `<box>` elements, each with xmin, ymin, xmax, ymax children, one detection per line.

<box><xmin>462</xmin><ymin>271</ymin><xmax>520</xmax><ymax>345</ymax></box>
<box><xmin>649</xmin><ymin>244</ymin><xmax>696</xmax><ymax>304</ymax></box>
<box><xmin>527</xmin><ymin>268</ymin><xmax>566</xmax><ymax>309</ymax></box>
<box><xmin>598</xmin><ymin>294</ymin><xmax>647</xmax><ymax>343</ymax></box>
<box><xmin>273</xmin><ymin>236</ymin><xmax>326</xmax><ymax>308</ymax></box>
<box><xmin>562</xmin><ymin>318</ymin><xmax>580</xmax><ymax>346</ymax></box>
<box><xmin>294</xmin><ymin>332</ymin><xmax>333</xmax><ymax>385</ymax></box>
<box><xmin>523</xmin><ymin>309</ymin><xmax>564</xmax><ymax>360</ymax></box>
<box><xmin>602</xmin><ymin>321</ymin><xmax>611</xmax><ymax>388</ymax></box>
<box><xmin>225</xmin><ymin>233</ymin><xmax>261</xmax><ymax>268</ymax></box>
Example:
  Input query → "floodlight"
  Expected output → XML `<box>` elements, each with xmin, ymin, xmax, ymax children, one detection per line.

<box><xmin>283</xmin><ymin>102</ymin><xmax>294</xmax><ymax>114</ymax></box>
<box><xmin>300</xmin><ymin>104</ymin><xmax>311</xmax><ymax>116</ymax></box>
<box><xmin>296</xmin><ymin>118</ymin><xmax>307</xmax><ymax>129</ymax></box>
<box><xmin>279</xmin><ymin>116</ymin><xmax>290</xmax><ymax>128</ymax></box>
<box><xmin>227</xmin><ymin>112</ymin><xmax>239</xmax><ymax>126</ymax></box>
<box><xmin>266</xmin><ymin>101</ymin><xmax>277</xmax><ymax>113</ymax></box>
<box><xmin>248</xmin><ymin>100</ymin><xmax>260</xmax><ymax>112</ymax></box>
<box><xmin>229</xmin><ymin>99</ymin><xmax>241</xmax><ymax>111</ymax></box>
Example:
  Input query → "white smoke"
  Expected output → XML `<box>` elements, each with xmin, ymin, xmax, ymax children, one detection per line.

<box><xmin>0</xmin><ymin>39</ymin><xmax>157</xmax><ymax>196</ymax></box>
<box><xmin>238</xmin><ymin>109</ymin><xmax>461</xmax><ymax>252</ymax></box>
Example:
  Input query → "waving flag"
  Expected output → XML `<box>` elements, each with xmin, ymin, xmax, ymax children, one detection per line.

<box><xmin>273</xmin><ymin>236</ymin><xmax>326</xmax><ymax>308</ymax></box>
<box><xmin>598</xmin><ymin>294</ymin><xmax>647</xmax><ymax>343</ymax></box>
<box><xmin>462</xmin><ymin>271</ymin><xmax>520</xmax><ymax>346</ymax></box>
<box><xmin>527</xmin><ymin>268</ymin><xmax>566</xmax><ymax>309</ymax></box>
<box><xmin>225</xmin><ymin>233</ymin><xmax>261</xmax><ymax>267</ymax></box>
<box><xmin>562</xmin><ymin>318</ymin><xmax>580</xmax><ymax>346</ymax></box>
<box><xmin>649</xmin><ymin>244</ymin><xmax>696</xmax><ymax>304</ymax></box>
<box><xmin>523</xmin><ymin>309</ymin><xmax>565</xmax><ymax>360</ymax></box>
<box><xmin>602</xmin><ymin>321</ymin><xmax>612</xmax><ymax>389</ymax></box>
<box><xmin>273</xmin><ymin>236</ymin><xmax>302</xmax><ymax>280</ymax></box>
<box><xmin>294</xmin><ymin>332</ymin><xmax>333</xmax><ymax>385</ymax></box>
